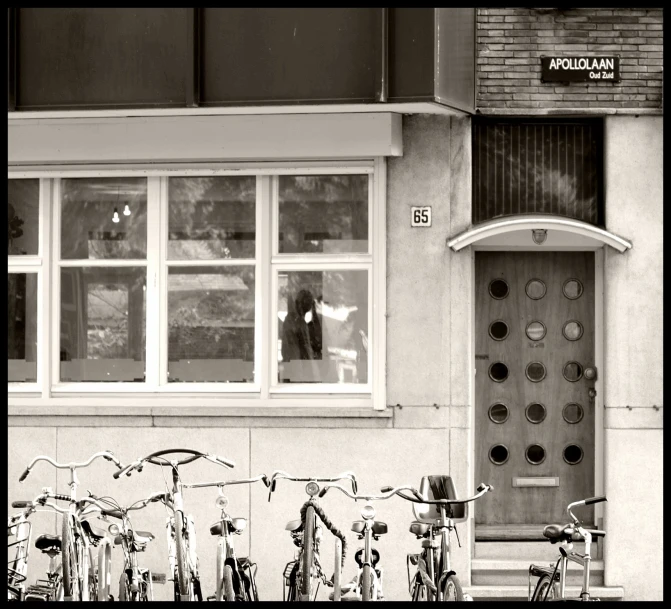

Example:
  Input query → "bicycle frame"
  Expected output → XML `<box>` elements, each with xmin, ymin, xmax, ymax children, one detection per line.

<box><xmin>184</xmin><ymin>475</ymin><xmax>267</xmax><ymax>601</ymax></box>
<box><xmin>19</xmin><ymin>452</ymin><xmax>122</xmax><ymax>602</ymax></box>
<box><xmin>7</xmin><ymin>514</ymin><xmax>32</xmax><ymax>600</ymax></box>
<box><xmin>529</xmin><ymin>496</ymin><xmax>607</xmax><ymax>602</ymax></box>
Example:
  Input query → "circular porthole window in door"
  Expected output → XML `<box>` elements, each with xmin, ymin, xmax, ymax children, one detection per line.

<box><xmin>489</xmin><ymin>320</ymin><xmax>510</xmax><ymax>341</ymax></box>
<box><xmin>489</xmin><ymin>444</ymin><xmax>510</xmax><ymax>465</ymax></box>
<box><xmin>525</xmin><ymin>320</ymin><xmax>547</xmax><ymax>342</ymax></box>
<box><xmin>525</xmin><ymin>361</ymin><xmax>547</xmax><ymax>383</ymax></box>
<box><xmin>563</xmin><ymin>361</ymin><xmax>584</xmax><ymax>382</ymax></box>
<box><xmin>562</xmin><ymin>403</ymin><xmax>584</xmax><ymax>424</ymax></box>
<box><xmin>525</xmin><ymin>278</ymin><xmax>547</xmax><ymax>300</ymax></box>
<box><xmin>525</xmin><ymin>444</ymin><xmax>546</xmax><ymax>465</ymax></box>
<box><xmin>563</xmin><ymin>444</ymin><xmax>584</xmax><ymax>465</ymax></box>
<box><xmin>525</xmin><ymin>402</ymin><xmax>547</xmax><ymax>424</ymax></box>
<box><xmin>488</xmin><ymin>403</ymin><xmax>510</xmax><ymax>424</ymax></box>
<box><xmin>489</xmin><ymin>362</ymin><xmax>509</xmax><ymax>383</ymax></box>
<box><xmin>562</xmin><ymin>278</ymin><xmax>584</xmax><ymax>300</ymax></box>
<box><xmin>489</xmin><ymin>279</ymin><xmax>510</xmax><ymax>300</ymax></box>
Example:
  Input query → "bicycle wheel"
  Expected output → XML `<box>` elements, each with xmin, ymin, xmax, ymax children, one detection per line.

<box><xmin>531</xmin><ymin>574</ymin><xmax>556</xmax><ymax>601</ymax></box>
<box><xmin>223</xmin><ymin>565</ymin><xmax>235</xmax><ymax>601</ymax></box>
<box><xmin>97</xmin><ymin>543</ymin><xmax>112</xmax><ymax>601</ymax></box>
<box><xmin>300</xmin><ymin>506</ymin><xmax>316</xmax><ymax>601</ymax></box>
<box><xmin>361</xmin><ymin>564</ymin><xmax>374</xmax><ymax>602</ymax></box>
<box><xmin>174</xmin><ymin>511</ymin><xmax>191</xmax><ymax>599</ymax></box>
<box><xmin>61</xmin><ymin>516</ymin><xmax>81</xmax><ymax>600</ymax></box>
<box><xmin>118</xmin><ymin>571</ymin><xmax>131</xmax><ymax>601</ymax></box>
<box><xmin>440</xmin><ymin>573</ymin><xmax>463</xmax><ymax>601</ymax></box>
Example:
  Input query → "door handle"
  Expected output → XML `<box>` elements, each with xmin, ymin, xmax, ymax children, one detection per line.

<box><xmin>584</xmin><ymin>367</ymin><xmax>597</xmax><ymax>381</ymax></box>
<box><xmin>588</xmin><ymin>388</ymin><xmax>597</xmax><ymax>400</ymax></box>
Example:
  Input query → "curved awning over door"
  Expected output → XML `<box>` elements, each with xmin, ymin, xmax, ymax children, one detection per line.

<box><xmin>447</xmin><ymin>215</ymin><xmax>632</xmax><ymax>253</ymax></box>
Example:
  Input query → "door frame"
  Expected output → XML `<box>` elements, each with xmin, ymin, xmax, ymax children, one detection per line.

<box><xmin>468</xmin><ymin>244</ymin><xmax>606</xmax><ymax>532</ymax></box>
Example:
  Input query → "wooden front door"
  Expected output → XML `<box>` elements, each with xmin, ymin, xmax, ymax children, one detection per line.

<box><xmin>475</xmin><ymin>252</ymin><xmax>596</xmax><ymax>526</ymax></box>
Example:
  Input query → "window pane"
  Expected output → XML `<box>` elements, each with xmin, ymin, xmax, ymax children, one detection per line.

<box><xmin>277</xmin><ymin>270</ymin><xmax>368</xmax><ymax>384</ymax></box>
<box><xmin>60</xmin><ymin>268</ymin><xmax>146</xmax><ymax>382</ymax></box>
<box><xmin>168</xmin><ymin>177</ymin><xmax>256</xmax><ymax>260</ymax></box>
<box><xmin>61</xmin><ymin>178</ymin><xmax>147</xmax><ymax>260</ymax></box>
<box><xmin>8</xmin><ymin>273</ymin><xmax>38</xmax><ymax>382</ymax></box>
<box><xmin>8</xmin><ymin>179</ymin><xmax>39</xmax><ymax>256</ymax></box>
<box><xmin>168</xmin><ymin>266</ymin><xmax>255</xmax><ymax>383</ymax></box>
<box><xmin>278</xmin><ymin>175</ymin><xmax>368</xmax><ymax>254</ymax></box>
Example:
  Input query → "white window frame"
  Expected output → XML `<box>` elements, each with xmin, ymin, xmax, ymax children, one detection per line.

<box><xmin>7</xmin><ymin>160</ymin><xmax>387</xmax><ymax>411</ymax></box>
<box><xmin>8</xmin><ymin>177</ymin><xmax>50</xmax><ymax>394</ymax></box>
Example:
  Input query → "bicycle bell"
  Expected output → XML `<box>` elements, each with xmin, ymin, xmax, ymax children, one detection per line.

<box><xmin>361</xmin><ymin>504</ymin><xmax>376</xmax><ymax>520</ymax></box>
<box><xmin>305</xmin><ymin>481</ymin><xmax>320</xmax><ymax>497</ymax></box>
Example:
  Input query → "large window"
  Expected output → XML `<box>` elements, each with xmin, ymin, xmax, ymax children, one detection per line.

<box><xmin>8</xmin><ymin>167</ymin><xmax>383</xmax><ymax>405</ymax></box>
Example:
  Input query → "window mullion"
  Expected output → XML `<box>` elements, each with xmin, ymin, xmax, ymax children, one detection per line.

<box><xmin>145</xmin><ymin>176</ymin><xmax>162</xmax><ymax>387</ymax></box>
<box><xmin>258</xmin><ymin>175</ymin><xmax>271</xmax><ymax>398</ymax></box>
<box><xmin>50</xmin><ymin>178</ymin><xmax>62</xmax><ymax>386</ymax></box>
<box><xmin>39</xmin><ymin>179</ymin><xmax>52</xmax><ymax>397</ymax></box>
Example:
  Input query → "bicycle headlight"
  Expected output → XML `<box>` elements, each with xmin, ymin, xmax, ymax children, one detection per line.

<box><xmin>108</xmin><ymin>523</ymin><xmax>120</xmax><ymax>536</ymax></box>
<box><xmin>305</xmin><ymin>482</ymin><xmax>320</xmax><ymax>497</ymax></box>
<box><xmin>215</xmin><ymin>496</ymin><xmax>229</xmax><ymax>509</ymax></box>
<box><xmin>361</xmin><ymin>504</ymin><xmax>376</xmax><ymax>520</ymax></box>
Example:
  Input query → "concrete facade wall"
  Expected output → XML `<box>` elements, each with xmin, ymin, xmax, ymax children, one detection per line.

<box><xmin>602</xmin><ymin>115</ymin><xmax>663</xmax><ymax>601</ymax></box>
<box><xmin>477</xmin><ymin>7</ymin><xmax>663</xmax><ymax>111</ymax></box>
<box><xmin>7</xmin><ymin>115</ymin><xmax>477</xmax><ymax>602</ymax></box>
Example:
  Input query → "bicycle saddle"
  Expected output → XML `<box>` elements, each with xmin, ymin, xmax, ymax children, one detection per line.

<box><xmin>409</xmin><ymin>522</ymin><xmax>430</xmax><ymax>537</ymax></box>
<box><xmin>351</xmin><ymin>521</ymin><xmax>388</xmax><ymax>535</ymax></box>
<box><xmin>210</xmin><ymin>518</ymin><xmax>247</xmax><ymax>536</ymax></box>
<box><xmin>81</xmin><ymin>520</ymin><xmax>107</xmax><ymax>541</ymax></box>
<box><xmin>285</xmin><ymin>519</ymin><xmax>302</xmax><ymax>532</ymax></box>
<box><xmin>34</xmin><ymin>534</ymin><xmax>61</xmax><ymax>552</ymax></box>
<box><xmin>114</xmin><ymin>530</ymin><xmax>155</xmax><ymax>545</ymax></box>
<box><xmin>543</xmin><ymin>524</ymin><xmax>606</xmax><ymax>543</ymax></box>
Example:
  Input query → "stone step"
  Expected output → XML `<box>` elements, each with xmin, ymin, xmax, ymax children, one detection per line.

<box><xmin>471</xmin><ymin>558</ymin><xmax>603</xmax><ymax>587</ymax></box>
<box><xmin>474</xmin><ymin>539</ymin><xmax>603</xmax><ymax>560</ymax></box>
<box><xmin>464</xmin><ymin>584</ymin><xmax>624</xmax><ymax>601</ymax></box>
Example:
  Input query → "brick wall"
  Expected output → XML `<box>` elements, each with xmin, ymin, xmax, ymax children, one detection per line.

<box><xmin>477</xmin><ymin>8</ymin><xmax>663</xmax><ymax>112</ymax></box>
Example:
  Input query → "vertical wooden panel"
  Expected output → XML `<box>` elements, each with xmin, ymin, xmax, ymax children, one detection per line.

<box><xmin>185</xmin><ymin>8</ymin><xmax>201</xmax><ymax>107</ymax></box>
<box><xmin>473</xmin><ymin>119</ymin><xmax>604</xmax><ymax>226</ymax></box>
<box><xmin>7</xmin><ymin>8</ymin><xmax>17</xmax><ymax>111</ymax></box>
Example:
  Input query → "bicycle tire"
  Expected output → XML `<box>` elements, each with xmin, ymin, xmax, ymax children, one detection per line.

<box><xmin>531</xmin><ymin>574</ymin><xmax>556</xmax><ymax>601</ymax></box>
<box><xmin>300</xmin><ymin>505</ymin><xmax>316</xmax><ymax>601</ymax></box>
<box><xmin>118</xmin><ymin>571</ymin><xmax>131</xmax><ymax>602</ymax></box>
<box><xmin>174</xmin><ymin>511</ymin><xmax>191</xmax><ymax>599</ymax></box>
<box><xmin>440</xmin><ymin>573</ymin><xmax>463</xmax><ymax>601</ymax></box>
<box><xmin>412</xmin><ymin>580</ymin><xmax>428</xmax><ymax>601</ymax></box>
<box><xmin>61</xmin><ymin>516</ymin><xmax>81</xmax><ymax>600</ymax></box>
<box><xmin>361</xmin><ymin>564</ymin><xmax>374</xmax><ymax>602</ymax></box>
<box><xmin>223</xmin><ymin>565</ymin><xmax>235</xmax><ymax>601</ymax></box>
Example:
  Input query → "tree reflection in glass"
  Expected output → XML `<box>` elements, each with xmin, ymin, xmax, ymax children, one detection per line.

<box><xmin>61</xmin><ymin>178</ymin><xmax>147</xmax><ymax>259</ymax></box>
<box><xmin>277</xmin><ymin>270</ymin><xmax>368</xmax><ymax>384</ymax></box>
<box><xmin>278</xmin><ymin>176</ymin><xmax>368</xmax><ymax>254</ymax></box>
<box><xmin>168</xmin><ymin>177</ymin><xmax>256</xmax><ymax>260</ymax></box>
<box><xmin>167</xmin><ymin>266</ymin><xmax>255</xmax><ymax>382</ymax></box>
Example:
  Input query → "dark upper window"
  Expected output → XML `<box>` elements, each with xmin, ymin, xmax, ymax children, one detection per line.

<box><xmin>472</xmin><ymin>118</ymin><xmax>604</xmax><ymax>226</ymax></box>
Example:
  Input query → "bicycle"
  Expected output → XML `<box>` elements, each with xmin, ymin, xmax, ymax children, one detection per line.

<box><xmin>113</xmin><ymin>448</ymin><xmax>235</xmax><ymax>601</ymax></box>
<box><xmin>317</xmin><ymin>482</ymin><xmax>400</xmax><ymax>601</ymax></box>
<box><xmin>94</xmin><ymin>492</ymin><xmax>169</xmax><ymax>601</ymax></box>
<box><xmin>185</xmin><ymin>474</ymin><xmax>270</xmax><ymax>601</ymax></box>
<box><xmin>18</xmin><ymin>450</ymin><xmax>123</xmax><ymax>601</ymax></box>
<box><xmin>528</xmin><ymin>496</ymin><xmax>607</xmax><ymax>602</ymax></box>
<box><xmin>268</xmin><ymin>470</ymin><xmax>357</xmax><ymax>602</ymax></box>
<box><xmin>381</xmin><ymin>477</ymin><xmax>493</xmax><ymax>602</ymax></box>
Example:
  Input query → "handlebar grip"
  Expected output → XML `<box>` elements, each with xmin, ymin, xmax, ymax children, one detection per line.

<box><xmin>113</xmin><ymin>468</ymin><xmax>124</xmax><ymax>479</ymax></box>
<box><xmin>19</xmin><ymin>468</ymin><xmax>31</xmax><ymax>482</ymax></box>
<box><xmin>318</xmin><ymin>487</ymin><xmax>329</xmax><ymax>498</ymax></box>
<box><xmin>11</xmin><ymin>501</ymin><xmax>32</xmax><ymax>508</ymax></box>
<box><xmin>584</xmin><ymin>495</ymin><xmax>607</xmax><ymax>505</ymax></box>
<box><xmin>101</xmin><ymin>508</ymin><xmax>124</xmax><ymax>519</ymax></box>
<box><xmin>215</xmin><ymin>455</ymin><xmax>235</xmax><ymax>468</ymax></box>
<box><xmin>53</xmin><ymin>494</ymin><xmax>71</xmax><ymax>502</ymax></box>
<box><xmin>381</xmin><ymin>486</ymin><xmax>393</xmax><ymax>493</ymax></box>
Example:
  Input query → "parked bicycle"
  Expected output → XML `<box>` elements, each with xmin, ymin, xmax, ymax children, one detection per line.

<box><xmin>268</xmin><ymin>470</ymin><xmax>356</xmax><ymax>601</ymax></box>
<box><xmin>317</xmin><ymin>483</ymin><xmax>399</xmax><ymax>601</ymax></box>
<box><xmin>382</xmin><ymin>477</ymin><xmax>493</xmax><ymax>601</ymax></box>
<box><xmin>185</xmin><ymin>474</ymin><xmax>270</xmax><ymax>601</ymax></box>
<box><xmin>113</xmin><ymin>448</ymin><xmax>235</xmax><ymax>601</ymax></box>
<box><xmin>529</xmin><ymin>496</ymin><xmax>607</xmax><ymax>602</ymax></box>
<box><xmin>95</xmin><ymin>492</ymin><xmax>168</xmax><ymax>601</ymax></box>
<box><xmin>18</xmin><ymin>451</ymin><xmax>123</xmax><ymax>601</ymax></box>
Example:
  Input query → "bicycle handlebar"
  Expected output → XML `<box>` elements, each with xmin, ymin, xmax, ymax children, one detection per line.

<box><xmin>319</xmin><ymin>483</ymin><xmax>419</xmax><ymax>502</ymax></box>
<box><xmin>267</xmin><ymin>470</ymin><xmax>358</xmax><ymax>500</ymax></box>
<box><xmin>114</xmin><ymin>449</ymin><xmax>235</xmax><ymax>479</ymax></box>
<box><xmin>20</xmin><ymin>451</ymin><xmax>123</xmax><ymax>482</ymax></box>
<box><xmin>584</xmin><ymin>495</ymin><xmax>607</xmax><ymax>506</ymax></box>
<box><xmin>379</xmin><ymin>482</ymin><xmax>494</xmax><ymax>505</ymax></box>
<box><xmin>183</xmin><ymin>474</ymin><xmax>270</xmax><ymax>490</ymax></box>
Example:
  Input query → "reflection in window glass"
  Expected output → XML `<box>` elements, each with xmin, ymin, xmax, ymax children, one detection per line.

<box><xmin>8</xmin><ymin>180</ymin><xmax>40</xmax><ymax>256</ymax></box>
<box><xmin>278</xmin><ymin>176</ymin><xmax>369</xmax><ymax>254</ymax></box>
<box><xmin>61</xmin><ymin>178</ymin><xmax>147</xmax><ymax>259</ymax></box>
<box><xmin>8</xmin><ymin>274</ymin><xmax>38</xmax><ymax>382</ymax></box>
<box><xmin>168</xmin><ymin>267</ymin><xmax>255</xmax><ymax>382</ymax></box>
<box><xmin>277</xmin><ymin>270</ymin><xmax>368</xmax><ymax>384</ymax></box>
<box><xmin>60</xmin><ymin>268</ymin><xmax>146</xmax><ymax>382</ymax></box>
<box><xmin>168</xmin><ymin>177</ymin><xmax>256</xmax><ymax>260</ymax></box>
